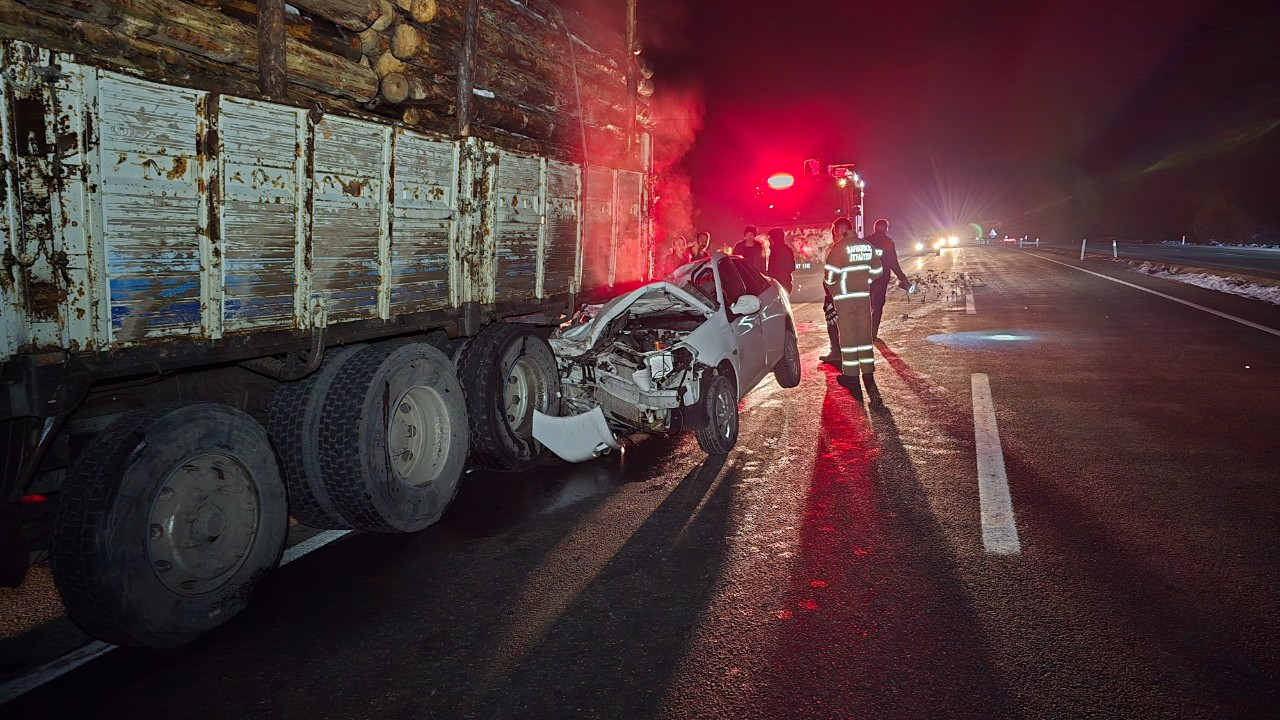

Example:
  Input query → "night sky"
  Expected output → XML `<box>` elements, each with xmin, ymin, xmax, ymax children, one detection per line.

<box><xmin>627</xmin><ymin>0</ymin><xmax>1279</xmax><ymax>244</ymax></box>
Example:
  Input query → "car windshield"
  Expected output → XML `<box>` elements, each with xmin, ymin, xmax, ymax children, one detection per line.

<box><xmin>666</xmin><ymin>258</ymin><xmax>718</xmax><ymax>309</ymax></box>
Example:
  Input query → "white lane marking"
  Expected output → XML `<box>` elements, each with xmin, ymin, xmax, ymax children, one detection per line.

<box><xmin>1025</xmin><ymin>252</ymin><xmax>1280</xmax><ymax>338</ymax></box>
<box><xmin>972</xmin><ymin>374</ymin><xmax>1021</xmax><ymax>555</ymax></box>
<box><xmin>280</xmin><ymin>529</ymin><xmax>351</xmax><ymax>566</ymax></box>
<box><xmin>0</xmin><ymin>528</ymin><xmax>352</xmax><ymax>705</ymax></box>
<box><xmin>965</xmin><ymin>291</ymin><xmax>976</xmax><ymax>315</ymax></box>
<box><xmin>0</xmin><ymin>641</ymin><xmax>114</xmax><ymax>705</ymax></box>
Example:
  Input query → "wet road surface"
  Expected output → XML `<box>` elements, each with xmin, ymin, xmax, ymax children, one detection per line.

<box><xmin>2</xmin><ymin>246</ymin><xmax>1278</xmax><ymax>719</ymax></box>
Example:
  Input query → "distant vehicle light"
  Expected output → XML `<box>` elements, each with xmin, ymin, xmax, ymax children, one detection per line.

<box><xmin>949</xmin><ymin>236</ymin><xmax>959</xmax><ymax>246</ymax></box>
<box><xmin>915</xmin><ymin>242</ymin><xmax>925</xmax><ymax>252</ymax></box>
<box><xmin>767</xmin><ymin>173</ymin><xmax>795</xmax><ymax>190</ymax></box>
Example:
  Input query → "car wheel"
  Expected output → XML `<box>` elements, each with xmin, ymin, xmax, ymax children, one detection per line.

<box><xmin>695</xmin><ymin>374</ymin><xmax>739</xmax><ymax>456</ymax></box>
<box><xmin>51</xmin><ymin>403</ymin><xmax>288</xmax><ymax>648</ymax></box>
<box><xmin>318</xmin><ymin>343</ymin><xmax>468</xmax><ymax>532</ymax></box>
<box><xmin>773</xmin><ymin>326</ymin><xmax>801</xmax><ymax>388</ymax></box>
<box><xmin>456</xmin><ymin>324</ymin><xmax>560</xmax><ymax>471</ymax></box>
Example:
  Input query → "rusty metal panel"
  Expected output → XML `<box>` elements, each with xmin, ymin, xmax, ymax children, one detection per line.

<box><xmin>219</xmin><ymin>97</ymin><xmax>305</xmax><ymax>332</ymax></box>
<box><xmin>96</xmin><ymin>74</ymin><xmax>205</xmax><ymax>343</ymax></box>
<box><xmin>0</xmin><ymin>58</ymin><xmax>24</xmax><ymax>362</ymax></box>
<box><xmin>542</xmin><ymin>159</ymin><xmax>579</xmax><ymax>298</ymax></box>
<box><xmin>582</xmin><ymin>166</ymin><xmax>615</xmax><ymax>291</ymax></box>
<box><xmin>390</xmin><ymin>130</ymin><xmax>455</xmax><ymax>313</ymax></box>
<box><xmin>493</xmin><ymin>150</ymin><xmax>540</xmax><ymax>304</ymax></box>
<box><xmin>613</xmin><ymin>170</ymin><xmax>645</xmax><ymax>286</ymax></box>
<box><xmin>311</xmin><ymin>115</ymin><xmax>386</xmax><ymax>320</ymax></box>
<box><xmin>455</xmin><ymin>138</ymin><xmax>496</xmax><ymax>307</ymax></box>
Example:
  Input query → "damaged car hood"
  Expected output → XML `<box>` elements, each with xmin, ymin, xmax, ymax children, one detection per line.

<box><xmin>551</xmin><ymin>281</ymin><xmax>714</xmax><ymax>357</ymax></box>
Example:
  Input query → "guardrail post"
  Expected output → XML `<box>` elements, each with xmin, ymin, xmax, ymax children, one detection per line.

<box><xmin>1080</xmin><ymin>238</ymin><xmax>1086</xmax><ymax>260</ymax></box>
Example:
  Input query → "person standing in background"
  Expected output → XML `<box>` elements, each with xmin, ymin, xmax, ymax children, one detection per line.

<box><xmin>766</xmin><ymin>227</ymin><xmax>795</xmax><ymax>293</ymax></box>
<box><xmin>865</xmin><ymin>219</ymin><xmax>912</xmax><ymax>338</ymax></box>
<box><xmin>733</xmin><ymin>225</ymin><xmax>766</xmax><ymax>273</ymax></box>
<box><xmin>690</xmin><ymin>231</ymin><xmax>712</xmax><ymax>261</ymax></box>
<box><xmin>657</xmin><ymin>235</ymin><xmax>691</xmax><ymax>277</ymax></box>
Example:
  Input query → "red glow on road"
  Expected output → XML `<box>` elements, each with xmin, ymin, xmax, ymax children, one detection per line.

<box><xmin>767</xmin><ymin>172</ymin><xmax>795</xmax><ymax>190</ymax></box>
<box><xmin>21</xmin><ymin>494</ymin><xmax>48</xmax><ymax>503</ymax></box>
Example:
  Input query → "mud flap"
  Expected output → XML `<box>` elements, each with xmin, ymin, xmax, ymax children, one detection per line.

<box><xmin>532</xmin><ymin>407</ymin><xmax>621</xmax><ymax>463</ymax></box>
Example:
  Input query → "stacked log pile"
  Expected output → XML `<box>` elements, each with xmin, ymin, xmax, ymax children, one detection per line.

<box><xmin>1</xmin><ymin>0</ymin><xmax>652</xmax><ymax>163</ymax></box>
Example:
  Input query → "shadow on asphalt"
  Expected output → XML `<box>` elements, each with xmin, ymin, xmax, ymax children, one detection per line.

<box><xmin>3</xmin><ymin>438</ymin><xmax>737</xmax><ymax>720</ymax></box>
<box><xmin>751</xmin><ymin>367</ymin><xmax>1013</xmax><ymax>717</ymax></box>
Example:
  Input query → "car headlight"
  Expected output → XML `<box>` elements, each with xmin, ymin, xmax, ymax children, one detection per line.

<box><xmin>915</xmin><ymin>242</ymin><xmax>924</xmax><ymax>252</ymax></box>
<box><xmin>949</xmin><ymin>236</ymin><xmax>959</xmax><ymax>246</ymax></box>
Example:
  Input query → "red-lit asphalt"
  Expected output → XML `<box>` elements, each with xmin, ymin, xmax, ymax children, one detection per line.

<box><xmin>3</xmin><ymin>247</ymin><xmax>1278</xmax><ymax>719</ymax></box>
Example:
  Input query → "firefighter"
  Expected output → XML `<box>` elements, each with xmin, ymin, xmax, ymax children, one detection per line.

<box><xmin>823</xmin><ymin>216</ymin><xmax>881</xmax><ymax>395</ymax></box>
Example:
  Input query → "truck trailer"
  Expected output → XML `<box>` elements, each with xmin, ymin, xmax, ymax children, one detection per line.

<box><xmin>1</xmin><ymin>0</ymin><xmax>656</xmax><ymax>648</ymax></box>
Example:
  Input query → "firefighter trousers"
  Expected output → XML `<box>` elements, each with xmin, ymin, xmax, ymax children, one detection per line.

<box><xmin>832</xmin><ymin>293</ymin><xmax>875</xmax><ymax>377</ymax></box>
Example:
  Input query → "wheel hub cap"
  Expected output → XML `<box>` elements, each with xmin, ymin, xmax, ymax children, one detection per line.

<box><xmin>147</xmin><ymin>453</ymin><xmax>259</xmax><ymax>596</ymax></box>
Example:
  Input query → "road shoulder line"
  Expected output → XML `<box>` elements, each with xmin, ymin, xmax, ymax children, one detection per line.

<box><xmin>0</xmin><ymin>529</ymin><xmax>353</xmax><ymax>706</ymax></box>
<box><xmin>971</xmin><ymin>373</ymin><xmax>1021</xmax><ymax>555</ymax></box>
<box><xmin>1024</xmin><ymin>251</ymin><xmax>1280</xmax><ymax>338</ymax></box>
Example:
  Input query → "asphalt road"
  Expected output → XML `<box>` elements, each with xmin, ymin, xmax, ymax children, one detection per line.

<box><xmin>2</xmin><ymin>246</ymin><xmax>1278</xmax><ymax>719</ymax></box>
<box><xmin>1042</xmin><ymin>241</ymin><xmax>1280</xmax><ymax>280</ymax></box>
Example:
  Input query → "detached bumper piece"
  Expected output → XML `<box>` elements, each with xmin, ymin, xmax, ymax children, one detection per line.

<box><xmin>533</xmin><ymin>407</ymin><xmax>622</xmax><ymax>463</ymax></box>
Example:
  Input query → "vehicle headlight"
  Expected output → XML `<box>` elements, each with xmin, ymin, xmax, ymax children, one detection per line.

<box><xmin>949</xmin><ymin>236</ymin><xmax>959</xmax><ymax>246</ymax></box>
<box><xmin>915</xmin><ymin>242</ymin><xmax>924</xmax><ymax>252</ymax></box>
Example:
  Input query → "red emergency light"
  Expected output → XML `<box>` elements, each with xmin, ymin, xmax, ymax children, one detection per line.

<box><xmin>766</xmin><ymin>173</ymin><xmax>795</xmax><ymax>190</ymax></box>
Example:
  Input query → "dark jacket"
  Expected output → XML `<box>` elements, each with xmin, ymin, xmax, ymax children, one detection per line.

<box><xmin>766</xmin><ymin>241</ymin><xmax>795</xmax><ymax>292</ymax></box>
<box><xmin>733</xmin><ymin>240</ymin><xmax>766</xmax><ymax>273</ymax></box>
<box><xmin>867</xmin><ymin>231</ymin><xmax>908</xmax><ymax>287</ymax></box>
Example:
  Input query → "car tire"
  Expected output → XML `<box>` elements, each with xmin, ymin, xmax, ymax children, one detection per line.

<box><xmin>51</xmin><ymin>403</ymin><xmax>288</xmax><ymax>648</ymax></box>
<box><xmin>456</xmin><ymin>324</ymin><xmax>560</xmax><ymax>471</ymax></box>
<box><xmin>267</xmin><ymin>345</ymin><xmax>365</xmax><ymax>529</ymax></box>
<box><xmin>318</xmin><ymin>343</ymin><xmax>468</xmax><ymax>533</ymax></box>
<box><xmin>773</xmin><ymin>326</ymin><xmax>802</xmax><ymax>388</ymax></box>
<box><xmin>695</xmin><ymin>374</ymin><xmax>739</xmax><ymax>456</ymax></box>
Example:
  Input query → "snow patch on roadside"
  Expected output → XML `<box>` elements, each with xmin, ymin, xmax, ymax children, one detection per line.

<box><xmin>1132</xmin><ymin>262</ymin><xmax>1280</xmax><ymax>305</ymax></box>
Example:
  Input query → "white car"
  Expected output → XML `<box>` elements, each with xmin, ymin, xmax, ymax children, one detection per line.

<box><xmin>533</xmin><ymin>253</ymin><xmax>801</xmax><ymax>462</ymax></box>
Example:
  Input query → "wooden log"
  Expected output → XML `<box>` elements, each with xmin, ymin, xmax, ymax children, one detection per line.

<box><xmin>473</xmin><ymin>92</ymin><xmax>556</xmax><ymax>140</ymax></box>
<box><xmin>380</xmin><ymin>70</ymin><xmax>451</xmax><ymax>105</ymax></box>
<box><xmin>289</xmin><ymin>0</ymin><xmax>384</xmax><ymax>32</ymax></box>
<box><xmin>394</xmin><ymin>0</ymin><xmax>435</xmax><ymax>24</ymax></box>
<box><xmin>219</xmin><ymin>0</ymin><xmax>363</xmax><ymax>62</ymax></box>
<box><xmin>257</xmin><ymin>0</ymin><xmax>287</xmax><ymax>97</ymax></box>
<box><xmin>16</xmin><ymin>0</ymin><xmax>379</xmax><ymax>101</ymax></box>
<box><xmin>369</xmin><ymin>0</ymin><xmax>396</xmax><ymax>31</ymax></box>
<box><xmin>358</xmin><ymin>26</ymin><xmax>388</xmax><ymax>55</ymax></box>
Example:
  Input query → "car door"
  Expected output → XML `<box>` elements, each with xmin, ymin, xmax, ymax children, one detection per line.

<box><xmin>716</xmin><ymin>258</ymin><xmax>767</xmax><ymax>391</ymax></box>
<box><xmin>732</xmin><ymin>258</ymin><xmax>785</xmax><ymax>367</ymax></box>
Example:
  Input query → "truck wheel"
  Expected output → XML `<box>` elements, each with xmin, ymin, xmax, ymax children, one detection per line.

<box><xmin>774</xmin><ymin>325</ymin><xmax>802</xmax><ymax>388</ymax></box>
<box><xmin>695</xmin><ymin>374</ymin><xmax>739</xmax><ymax>456</ymax></box>
<box><xmin>456</xmin><ymin>324</ymin><xmax>560</xmax><ymax>471</ymax></box>
<box><xmin>50</xmin><ymin>403</ymin><xmax>288</xmax><ymax>648</ymax></box>
<box><xmin>268</xmin><ymin>345</ymin><xmax>364</xmax><ymax>529</ymax></box>
<box><xmin>319</xmin><ymin>343</ymin><xmax>467</xmax><ymax>532</ymax></box>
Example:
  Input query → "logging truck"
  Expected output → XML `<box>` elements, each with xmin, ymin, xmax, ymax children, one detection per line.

<box><xmin>0</xmin><ymin>0</ymin><xmax>658</xmax><ymax>648</ymax></box>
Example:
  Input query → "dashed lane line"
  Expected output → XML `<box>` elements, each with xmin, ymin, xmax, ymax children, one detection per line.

<box><xmin>972</xmin><ymin>373</ymin><xmax>1021</xmax><ymax>555</ymax></box>
<box><xmin>0</xmin><ymin>529</ymin><xmax>352</xmax><ymax>705</ymax></box>
<box><xmin>1025</xmin><ymin>251</ymin><xmax>1280</xmax><ymax>338</ymax></box>
<box><xmin>965</xmin><ymin>291</ymin><xmax>976</xmax><ymax>315</ymax></box>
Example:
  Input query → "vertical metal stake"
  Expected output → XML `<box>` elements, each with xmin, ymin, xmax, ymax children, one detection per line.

<box><xmin>1080</xmin><ymin>238</ymin><xmax>1087</xmax><ymax>260</ymax></box>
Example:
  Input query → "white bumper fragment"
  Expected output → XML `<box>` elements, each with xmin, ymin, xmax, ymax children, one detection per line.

<box><xmin>532</xmin><ymin>407</ymin><xmax>622</xmax><ymax>463</ymax></box>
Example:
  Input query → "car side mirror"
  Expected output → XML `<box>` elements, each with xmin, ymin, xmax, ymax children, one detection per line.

<box><xmin>730</xmin><ymin>295</ymin><xmax>761</xmax><ymax>315</ymax></box>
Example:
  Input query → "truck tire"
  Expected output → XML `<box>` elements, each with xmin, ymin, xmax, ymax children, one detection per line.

<box><xmin>318</xmin><ymin>343</ymin><xmax>467</xmax><ymax>532</ymax></box>
<box><xmin>773</xmin><ymin>325</ymin><xmax>802</xmax><ymax>388</ymax></box>
<box><xmin>695</xmin><ymin>374</ymin><xmax>739</xmax><ymax>456</ymax></box>
<box><xmin>50</xmin><ymin>403</ymin><xmax>288</xmax><ymax>648</ymax></box>
<box><xmin>456</xmin><ymin>324</ymin><xmax>560</xmax><ymax>471</ymax></box>
<box><xmin>267</xmin><ymin>345</ymin><xmax>364</xmax><ymax>529</ymax></box>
